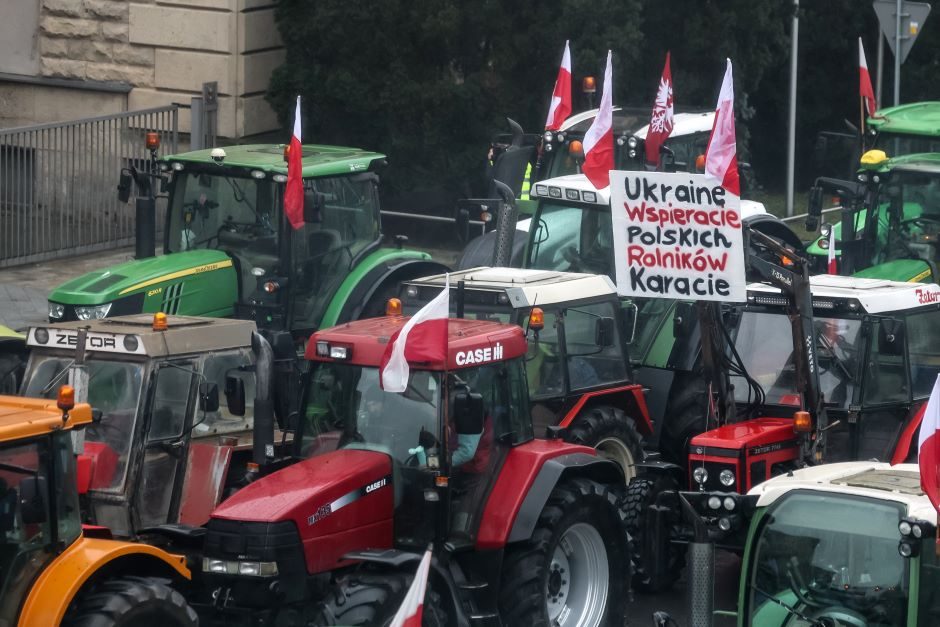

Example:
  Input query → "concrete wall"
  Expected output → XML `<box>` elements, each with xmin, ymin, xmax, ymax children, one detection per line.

<box><xmin>0</xmin><ymin>0</ymin><xmax>284</xmax><ymax>139</ymax></box>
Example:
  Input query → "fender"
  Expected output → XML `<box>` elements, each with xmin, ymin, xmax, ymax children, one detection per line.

<box><xmin>634</xmin><ymin>458</ymin><xmax>684</xmax><ymax>481</ymax></box>
<box><xmin>18</xmin><ymin>536</ymin><xmax>190</xmax><ymax>627</ymax></box>
<box><xmin>558</xmin><ymin>384</ymin><xmax>654</xmax><ymax>435</ymax></box>
<box><xmin>336</xmin><ymin>257</ymin><xmax>450</xmax><ymax>324</ymax></box>
<box><xmin>891</xmin><ymin>401</ymin><xmax>928</xmax><ymax>464</ymax></box>
<box><xmin>475</xmin><ymin>439</ymin><xmax>617</xmax><ymax>550</ymax></box>
<box><xmin>743</xmin><ymin>213</ymin><xmax>804</xmax><ymax>252</ymax></box>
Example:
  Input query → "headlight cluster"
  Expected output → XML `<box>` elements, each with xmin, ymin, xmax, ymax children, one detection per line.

<box><xmin>692</xmin><ymin>466</ymin><xmax>708</xmax><ymax>485</ymax></box>
<box><xmin>48</xmin><ymin>302</ymin><xmax>65</xmax><ymax>319</ymax></box>
<box><xmin>202</xmin><ymin>557</ymin><xmax>279</xmax><ymax>577</ymax></box>
<box><xmin>75</xmin><ymin>303</ymin><xmax>112</xmax><ymax>320</ymax></box>
<box><xmin>898</xmin><ymin>517</ymin><xmax>934</xmax><ymax>558</ymax></box>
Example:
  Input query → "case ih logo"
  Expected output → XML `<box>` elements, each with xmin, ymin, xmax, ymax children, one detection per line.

<box><xmin>455</xmin><ymin>342</ymin><xmax>504</xmax><ymax>366</ymax></box>
<box><xmin>916</xmin><ymin>288</ymin><xmax>940</xmax><ymax>305</ymax></box>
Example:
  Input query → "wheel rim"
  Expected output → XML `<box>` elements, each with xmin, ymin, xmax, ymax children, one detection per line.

<box><xmin>545</xmin><ymin>522</ymin><xmax>609</xmax><ymax>627</ymax></box>
<box><xmin>594</xmin><ymin>436</ymin><xmax>636</xmax><ymax>484</ymax></box>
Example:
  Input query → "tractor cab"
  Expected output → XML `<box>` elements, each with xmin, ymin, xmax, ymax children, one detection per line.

<box><xmin>19</xmin><ymin>315</ymin><xmax>270</xmax><ymax>537</ymax></box>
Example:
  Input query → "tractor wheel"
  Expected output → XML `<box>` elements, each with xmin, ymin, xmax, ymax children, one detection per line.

<box><xmin>566</xmin><ymin>405</ymin><xmax>644</xmax><ymax>484</ymax></box>
<box><xmin>659</xmin><ymin>380</ymin><xmax>708</xmax><ymax>470</ymax></box>
<box><xmin>0</xmin><ymin>353</ymin><xmax>24</xmax><ymax>395</ymax></box>
<box><xmin>499</xmin><ymin>478</ymin><xmax>629</xmax><ymax>627</ymax></box>
<box><xmin>313</xmin><ymin>572</ymin><xmax>447</xmax><ymax>626</ymax></box>
<box><xmin>63</xmin><ymin>576</ymin><xmax>197</xmax><ymax>627</ymax></box>
<box><xmin>623</xmin><ymin>475</ymin><xmax>686</xmax><ymax>593</ymax></box>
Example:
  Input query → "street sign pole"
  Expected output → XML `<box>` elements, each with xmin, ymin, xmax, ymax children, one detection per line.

<box><xmin>872</xmin><ymin>0</ymin><xmax>932</xmax><ymax>106</ymax></box>
<box><xmin>896</xmin><ymin>0</ymin><xmax>903</xmax><ymax>105</ymax></box>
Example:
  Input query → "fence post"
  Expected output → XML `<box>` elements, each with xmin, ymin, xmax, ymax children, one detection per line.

<box><xmin>191</xmin><ymin>96</ymin><xmax>205</xmax><ymax>151</ymax></box>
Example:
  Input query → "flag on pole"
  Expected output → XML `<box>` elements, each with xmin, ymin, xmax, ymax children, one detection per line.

<box><xmin>919</xmin><ymin>375</ymin><xmax>940</xmax><ymax>512</ymax></box>
<box><xmin>582</xmin><ymin>50</ymin><xmax>614</xmax><ymax>189</ymax></box>
<box><xmin>704</xmin><ymin>59</ymin><xmax>740</xmax><ymax>197</ymax></box>
<box><xmin>284</xmin><ymin>95</ymin><xmax>304</xmax><ymax>230</ymax></box>
<box><xmin>380</xmin><ymin>276</ymin><xmax>450</xmax><ymax>393</ymax></box>
<box><xmin>859</xmin><ymin>37</ymin><xmax>877</xmax><ymax>117</ymax></box>
<box><xmin>645</xmin><ymin>52</ymin><xmax>674</xmax><ymax>167</ymax></box>
<box><xmin>827</xmin><ymin>229</ymin><xmax>837</xmax><ymax>274</ymax></box>
<box><xmin>389</xmin><ymin>549</ymin><xmax>433</xmax><ymax>627</ymax></box>
<box><xmin>545</xmin><ymin>41</ymin><xmax>572</xmax><ymax>131</ymax></box>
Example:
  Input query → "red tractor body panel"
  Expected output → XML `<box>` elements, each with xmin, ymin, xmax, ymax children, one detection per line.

<box><xmin>687</xmin><ymin>416</ymin><xmax>799</xmax><ymax>492</ymax></box>
<box><xmin>476</xmin><ymin>439</ymin><xmax>596</xmax><ymax>550</ymax></box>
<box><xmin>211</xmin><ymin>449</ymin><xmax>395</xmax><ymax>574</ymax></box>
<box><xmin>305</xmin><ymin>316</ymin><xmax>528</xmax><ymax>370</ymax></box>
<box><xmin>558</xmin><ymin>384</ymin><xmax>654</xmax><ymax>435</ymax></box>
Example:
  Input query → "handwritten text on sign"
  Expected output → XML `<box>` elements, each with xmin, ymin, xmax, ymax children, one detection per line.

<box><xmin>609</xmin><ymin>170</ymin><xmax>746</xmax><ymax>302</ymax></box>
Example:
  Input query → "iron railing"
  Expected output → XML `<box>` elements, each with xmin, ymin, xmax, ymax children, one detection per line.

<box><xmin>0</xmin><ymin>105</ymin><xmax>179</xmax><ymax>267</ymax></box>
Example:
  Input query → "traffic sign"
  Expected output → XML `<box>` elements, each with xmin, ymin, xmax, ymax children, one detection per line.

<box><xmin>874</xmin><ymin>0</ymin><xmax>931</xmax><ymax>64</ymax></box>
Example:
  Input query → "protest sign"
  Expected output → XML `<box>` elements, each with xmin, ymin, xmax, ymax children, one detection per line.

<box><xmin>609</xmin><ymin>170</ymin><xmax>747</xmax><ymax>302</ymax></box>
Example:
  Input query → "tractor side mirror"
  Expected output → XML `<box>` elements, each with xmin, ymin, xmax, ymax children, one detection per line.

<box><xmin>621</xmin><ymin>301</ymin><xmax>639</xmax><ymax>345</ymax></box>
<box><xmin>879</xmin><ymin>318</ymin><xmax>906</xmax><ymax>356</ymax></box>
<box><xmin>304</xmin><ymin>191</ymin><xmax>326</xmax><ymax>223</ymax></box>
<box><xmin>806</xmin><ymin>185</ymin><xmax>823</xmax><ymax>232</ymax></box>
<box><xmin>595</xmin><ymin>316</ymin><xmax>615</xmax><ymax>348</ymax></box>
<box><xmin>159</xmin><ymin>174</ymin><xmax>171</xmax><ymax>194</ymax></box>
<box><xmin>199</xmin><ymin>382</ymin><xmax>220</xmax><ymax>413</ymax></box>
<box><xmin>453</xmin><ymin>390</ymin><xmax>484</xmax><ymax>435</ymax></box>
<box><xmin>225</xmin><ymin>375</ymin><xmax>246</xmax><ymax>417</ymax></box>
<box><xmin>673</xmin><ymin>301</ymin><xmax>695</xmax><ymax>339</ymax></box>
<box><xmin>117</xmin><ymin>171</ymin><xmax>133</xmax><ymax>203</ymax></box>
<box><xmin>19</xmin><ymin>476</ymin><xmax>48</xmax><ymax>525</ymax></box>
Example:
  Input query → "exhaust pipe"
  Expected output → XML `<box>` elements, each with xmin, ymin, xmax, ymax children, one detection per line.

<box><xmin>491</xmin><ymin>180</ymin><xmax>518</xmax><ymax>267</ymax></box>
<box><xmin>680</xmin><ymin>494</ymin><xmax>714</xmax><ymax>627</ymax></box>
<box><xmin>251</xmin><ymin>331</ymin><xmax>275</xmax><ymax>466</ymax></box>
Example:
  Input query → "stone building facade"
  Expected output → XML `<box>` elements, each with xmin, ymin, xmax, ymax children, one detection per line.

<box><xmin>0</xmin><ymin>0</ymin><xmax>284</xmax><ymax>140</ymax></box>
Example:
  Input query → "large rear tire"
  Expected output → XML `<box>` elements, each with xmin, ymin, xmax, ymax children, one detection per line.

<box><xmin>499</xmin><ymin>478</ymin><xmax>629</xmax><ymax>627</ymax></box>
<box><xmin>659</xmin><ymin>380</ymin><xmax>708</xmax><ymax>470</ymax></box>
<box><xmin>567</xmin><ymin>405</ymin><xmax>644</xmax><ymax>484</ymax></box>
<box><xmin>623</xmin><ymin>476</ymin><xmax>685</xmax><ymax>593</ymax></box>
<box><xmin>313</xmin><ymin>572</ymin><xmax>446</xmax><ymax>626</ymax></box>
<box><xmin>64</xmin><ymin>576</ymin><xmax>197</xmax><ymax>627</ymax></box>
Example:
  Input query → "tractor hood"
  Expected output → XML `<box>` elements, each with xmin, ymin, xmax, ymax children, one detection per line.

<box><xmin>853</xmin><ymin>258</ymin><xmax>933</xmax><ymax>283</ymax></box>
<box><xmin>50</xmin><ymin>249</ymin><xmax>232</xmax><ymax>305</ymax></box>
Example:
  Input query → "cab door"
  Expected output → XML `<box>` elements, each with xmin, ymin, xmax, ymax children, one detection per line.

<box><xmin>134</xmin><ymin>361</ymin><xmax>196</xmax><ymax>529</ymax></box>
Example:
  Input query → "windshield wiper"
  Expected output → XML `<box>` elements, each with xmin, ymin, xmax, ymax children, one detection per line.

<box><xmin>40</xmin><ymin>359</ymin><xmax>75</xmax><ymax>395</ymax></box>
<box><xmin>223</xmin><ymin>177</ymin><xmax>264</xmax><ymax>226</ymax></box>
<box><xmin>750</xmin><ymin>584</ymin><xmax>827</xmax><ymax>627</ymax></box>
<box><xmin>817</xmin><ymin>332</ymin><xmax>855</xmax><ymax>382</ymax></box>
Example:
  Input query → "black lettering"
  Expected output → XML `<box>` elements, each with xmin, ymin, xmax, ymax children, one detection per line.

<box><xmin>624</xmin><ymin>177</ymin><xmax>641</xmax><ymax>200</ymax></box>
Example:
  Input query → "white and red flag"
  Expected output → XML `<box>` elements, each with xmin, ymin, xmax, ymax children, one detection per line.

<box><xmin>284</xmin><ymin>95</ymin><xmax>304</xmax><ymax>230</ymax></box>
<box><xmin>645</xmin><ymin>52</ymin><xmax>674</xmax><ymax>167</ymax></box>
<box><xmin>919</xmin><ymin>375</ymin><xmax>940</xmax><ymax>512</ymax></box>
<box><xmin>380</xmin><ymin>276</ymin><xmax>450</xmax><ymax>393</ymax></box>
<box><xmin>859</xmin><ymin>37</ymin><xmax>877</xmax><ymax>117</ymax></box>
<box><xmin>389</xmin><ymin>549</ymin><xmax>433</xmax><ymax>627</ymax></box>
<box><xmin>704</xmin><ymin>59</ymin><xmax>740</xmax><ymax>197</ymax></box>
<box><xmin>545</xmin><ymin>41</ymin><xmax>572</xmax><ymax>131</ymax></box>
<box><xmin>582</xmin><ymin>50</ymin><xmax>614</xmax><ymax>189</ymax></box>
<box><xmin>827</xmin><ymin>228</ymin><xmax>838</xmax><ymax>274</ymax></box>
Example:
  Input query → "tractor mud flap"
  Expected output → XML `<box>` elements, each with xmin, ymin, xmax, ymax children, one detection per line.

<box><xmin>645</xmin><ymin>490</ymin><xmax>679</xmax><ymax>592</ymax></box>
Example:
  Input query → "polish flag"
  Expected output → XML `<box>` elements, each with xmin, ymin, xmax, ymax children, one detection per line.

<box><xmin>827</xmin><ymin>229</ymin><xmax>837</xmax><ymax>274</ymax></box>
<box><xmin>582</xmin><ymin>50</ymin><xmax>614</xmax><ymax>189</ymax></box>
<box><xmin>284</xmin><ymin>95</ymin><xmax>304</xmax><ymax>230</ymax></box>
<box><xmin>859</xmin><ymin>38</ymin><xmax>877</xmax><ymax>117</ymax></box>
<box><xmin>645</xmin><ymin>52</ymin><xmax>674</xmax><ymax>167</ymax></box>
<box><xmin>380</xmin><ymin>276</ymin><xmax>449</xmax><ymax>393</ymax></box>
<box><xmin>704</xmin><ymin>59</ymin><xmax>739</xmax><ymax>197</ymax></box>
<box><xmin>919</xmin><ymin>375</ymin><xmax>940</xmax><ymax>512</ymax></box>
<box><xmin>389</xmin><ymin>549</ymin><xmax>433</xmax><ymax>627</ymax></box>
<box><xmin>545</xmin><ymin>41</ymin><xmax>572</xmax><ymax>131</ymax></box>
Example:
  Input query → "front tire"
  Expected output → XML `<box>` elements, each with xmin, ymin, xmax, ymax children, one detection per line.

<box><xmin>567</xmin><ymin>405</ymin><xmax>644</xmax><ymax>484</ymax></box>
<box><xmin>499</xmin><ymin>478</ymin><xmax>629</xmax><ymax>627</ymax></box>
<box><xmin>64</xmin><ymin>576</ymin><xmax>197</xmax><ymax>627</ymax></box>
<box><xmin>623</xmin><ymin>476</ymin><xmax>686</xmax><ymax>593</ymax></box>
<box><xmin>313</xmin><ymin>572</ymin><xmax>446</xmax><ymax>626</ymax></box>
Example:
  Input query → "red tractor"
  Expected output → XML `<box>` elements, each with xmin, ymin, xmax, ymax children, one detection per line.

<box><xmin>187</xmin><ymin>314</ymin><xmax>632</xmax><ymax>626</ymax></box>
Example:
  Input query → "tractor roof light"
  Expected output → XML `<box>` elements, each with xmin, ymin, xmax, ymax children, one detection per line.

<box><xmin>543</xmin><ymin>131</ymin><xmax>554</xmax><ymax>143</ymax></box>
<box><xmin>568</xmin><ymin>140</ymin><xmax>584</xmax><ymax>159</ymax></box>
<box><xmin>695</xmin><ymin>154</ymin><xmax>706</xmax><ymax>172</ymax></box>
<box><xmin>860</xmin><ymin>149</ymin><xmax>889</xmax><ymax>169</ymax></box>
<box><xmin>386</xmin><ymin>298</ymin><xmax>403</xmax><ymax>316</ymax></box>
<box><xmin>582</xmin><ymin>76</ymin><xmax>596</xmax><ymax>94</ymax></box>
<box><xmin>528</xmin><ymin>307</ymin><xmax>545</xmax><ymax>331</ymax></box>
<box><xmin>58</xmin><ymin>385</ymin><xmax>75</xmax><ymax>412</ymax></box>
<box><xmin>153</xmin><ymin>312</ymin><xmax>169</xmax><ymax>331</ymax></box>
<box><xmin>250</xmin><ymin>170</ymin><xmax>266</xmax><ymax>179</ymax></box>
<box><xmin>315</xmin><ymin>341</ymin><xmax>329</xmax><ymax>357</ymax></box>
<box><xmin>793</xmin><ymin>410</ymin><xmax>812</xmax><ymax>432</ymax></box>
<box><xmin>171</xmin><ymin>161</ymin><xmax>185</xmax><ymax>171</ymax></box>
<box><xmin>145</xmin><ymin>132</ymin><xmax>160</xmax><ymax>151</ymax></box>
<box><xmin>211</xmin><ymin>148</ymin><xmax>226</xmax><ymax>164</ymax></box>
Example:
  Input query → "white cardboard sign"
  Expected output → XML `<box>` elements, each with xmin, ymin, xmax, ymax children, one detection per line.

<box><xmin>609</xmin><ymin>170</ymin><xmax>746</xmax><ymax>302</ymax></box>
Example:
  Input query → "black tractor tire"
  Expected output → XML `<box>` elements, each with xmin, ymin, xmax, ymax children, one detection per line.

<box><xmin>566</xmin><ymin>405</ymin><xmax>645</xmax><ymax>484</ymax></box>
<box><xmin>313</xmin><ymin>572</ymin><xmax>447</xmax><ymax>626</ymax></box>
<box><xmin>623</xmin><ymin>475</ymin><xmax>686</xmax><ymax>593</ymax></box>
<box><xmin>0</xmin><ymin>352</ymin><xmax>25</xmax><ymax>395</ymax></box>
<box><xmin>63</xmin><ymin>576</ymin><xmax>197</xmax><ymax>627</ymax></box>
<box><xmin>659</xmin><ymin>381</ymin><xmax>709</xmax><ymax>470</ymax></box>
<box><xmin>498</xmin><ymin>478</ymin><xmax>629</xmax><ymax>627</ymax></box>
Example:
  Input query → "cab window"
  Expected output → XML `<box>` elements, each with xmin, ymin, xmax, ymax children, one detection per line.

<box><xmin>148</xmin><ymin>364</ymin><xmax>194</xmax><ymax>441</ymax></box>
<box><xmin>563</xmin><ymin>302</ymin><xmax>628</xmax><ymax>389</ymax></box>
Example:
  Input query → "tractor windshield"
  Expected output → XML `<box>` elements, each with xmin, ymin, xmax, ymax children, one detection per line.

<box><xmin>874</xmin><ymin>132</ymin><xmax>940</xmax><ymax>157</ymax></box>
<box><xmin>300</xmin><ymin>364</ymin><xmax>441</xmax><ymax>463</ymax></box>
<box><xmin>870</xmin><ymin>169</ymin><xmax>940</xmax><ymax>265</ymax></box>
<box><xmin>732</xmin><ymin>312</ymin><xmax>862</xmax><ymax>409</ymax></box>
<box><xmin>22</xmin><ymin>356</ymin><xmax>144</xmax><ymax>493</ymax></box>
<box><xmin>746</xmin><ymin>492</ymin><xmax>908</xmax><ymax>626</ymax></box>
<box><xmin>527</xmin><ymin>201</ymin><xmax>614</xmax><ymax>278</ymax></box>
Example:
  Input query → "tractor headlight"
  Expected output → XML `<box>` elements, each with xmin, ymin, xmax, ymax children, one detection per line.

<box><xmin>202</xmin><ymin>557</ymin><xmax>278</xmax><ymax>577</ymax></box>
<box><xmin>718</xmin><ymin>517</ymin><xmax>732</xmax><ymax>532</ymax></box>
<box><xmin>707</xmin><ymin>496</ymin><xmax>722</xmax><ymax>510</ymax></box>
<box><xmin>723</xmin><ymin>496</ymin><xmax>736</xmax><ymax>511</ymax></box>
<box><xmin>543</xmin><ymin>131</ymin><xmax>554</xmax><ymax>143</ymax></box>
<box><xmin>627</xmin><ymin>136</ymin><xmax>639</xmax><ymax>149</ymax></box>
<box><xmin>719</xmin><ymin>469</ymin><xmax>735</xmax><ymax>487</ymax></box>
<box><xmin>693</xmin><ymin>467</ymin><xmax>708</xmax><ymax>485</ymax></box>
<box><xmin>74</xmin><ymin>303</ymin><xmax>112</xmax><ymax>320</ymax></box>
<box><xmin>48</xmin><ymin>302</ymin><xmax>65</xmax><ymax>319</ymax></box>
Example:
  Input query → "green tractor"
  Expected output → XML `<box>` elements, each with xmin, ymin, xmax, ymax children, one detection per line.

<box><xmin>806</xmin><ymin>150</ymin><xmax>940</xmax><ymax>282</ymax></box>
<box><xmin>46</xmin><ymin>142</ymin><xmax>448</xmax><ymax>351</ymax></box>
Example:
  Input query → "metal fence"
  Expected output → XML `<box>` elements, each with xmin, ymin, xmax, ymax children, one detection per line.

<box><xmin>0</xmin><ymin>105</ymin><xmax>179</xmax><ymax>268</ymax></box>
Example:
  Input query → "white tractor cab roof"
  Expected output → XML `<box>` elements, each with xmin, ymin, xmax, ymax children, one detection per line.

<box><xmin>747</xmin><ymin>274</ymin><xmax>940</xmax><ymax>315</ymax></box>
<box><xmin>633</xmin><ymin>111</ymin><xmax>715</xmax><ymax>140</ymax></box>
<box><xmin>748</xmin><ymin>461</ymin><xmax>935</xmax><ymax>524</ymax></box>
<box><xmin>26</xmin><ymin>314</ymin><xmax>256</xmax><ymax>358</ymax></box>
<box><xmin>404</xmin><ymin>267</ymin><xmax>617</xmax><ymax>309</ymax></box>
